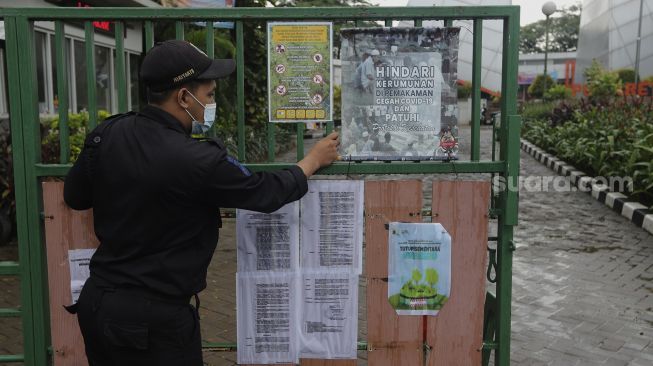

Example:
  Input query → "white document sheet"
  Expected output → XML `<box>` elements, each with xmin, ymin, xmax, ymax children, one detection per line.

<box><xmin>237</xmin><ymin>272</ymin><xmax>299</xmax><ymax>365</ymax></box>
<box><xmin>299</xmin><ymin>271</ymin><xmax>359</xmax><ymax>359</ymax></box>
<box><xmin>237</xmin><ymin>202</ymin><xmax>300</xmax><ymax>272</ymax></box>
<box><xmin>68</xmin><ymin>248</ymin><xmax>96</xmax><ymax>303</ymax></box>
<box><xmin>300</xmin><ymin>180</ymin><xmax>364</xmax><ymax>274</ymax></box>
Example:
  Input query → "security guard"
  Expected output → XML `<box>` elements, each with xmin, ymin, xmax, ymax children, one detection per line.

<box><xmin>64</xmin><ymin>40</ymin><xmax>339</xmax><ymax>366</ymax></box>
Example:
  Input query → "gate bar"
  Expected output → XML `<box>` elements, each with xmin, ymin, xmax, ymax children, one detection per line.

<box><xmin>54</xmin><ymin>21</ymin><xmax>70</xmax><ymax>164</ymax></box>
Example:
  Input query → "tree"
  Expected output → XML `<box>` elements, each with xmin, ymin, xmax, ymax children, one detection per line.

<box><xmin>584</xmin><ymin>60</ymin><xmax>622</xmax><ymax>102</ymax></box>
<box><xmin>520</xmin><ymin>4</ymin><xmax>581</xmax><ymax>54</ymax></box>
<box><xmin>528</xmin><ymin>74</ymin><xmax>555</xmax><ymax>98</ymax></box>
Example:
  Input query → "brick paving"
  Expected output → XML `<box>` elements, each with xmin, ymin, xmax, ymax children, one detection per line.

<box><xmin>1</xmin><ymin>125</ymin><xmax>652</xmax><ymax>365</ymax></box>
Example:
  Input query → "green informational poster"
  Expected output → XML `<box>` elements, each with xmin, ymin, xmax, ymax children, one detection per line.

<box><xmin>388</xmin><ymin>222</ymin><xmax>451</xmax><ymax>316</ymax></box>
<box><xmin>268</xmin><ymin>22</ymin><xmax>333</xmax><ymax>123</ymax></box>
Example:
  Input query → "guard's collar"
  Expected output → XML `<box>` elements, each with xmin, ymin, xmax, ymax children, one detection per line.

<box><xmin>139</xmin><ymin>105</ymin><xmax>190</xmax><ymax>135</ymax></box>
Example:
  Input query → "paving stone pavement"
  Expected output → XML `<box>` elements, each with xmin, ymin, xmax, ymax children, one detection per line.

<box><xmin>1</xmin><ymin>125</ymin><xmax>652</xmax><ymax>365</ymax></box>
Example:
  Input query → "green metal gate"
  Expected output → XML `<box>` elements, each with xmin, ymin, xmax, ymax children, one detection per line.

<box><xmin>0</xmin><ymin>5</ymin><xmax>520</xmax><ymax>366</ymax></box>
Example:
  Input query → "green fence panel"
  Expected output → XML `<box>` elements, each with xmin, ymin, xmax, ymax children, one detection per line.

<box><xmin>0</xmin><ymin>7</ymin><xmax>520</xmax><ymax>366</ymax></box>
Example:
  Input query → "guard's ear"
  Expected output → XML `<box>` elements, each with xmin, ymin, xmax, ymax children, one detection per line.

<box><xmin>177</xmin><ymin>88</ymin><xmax>190</xmax><ymax>109</ymax></box>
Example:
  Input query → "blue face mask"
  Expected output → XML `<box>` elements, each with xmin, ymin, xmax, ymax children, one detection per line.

<box><xmin>183</xmin><ymin>90</ymin><xmax>217</xmax><ymax>134</ymax></box>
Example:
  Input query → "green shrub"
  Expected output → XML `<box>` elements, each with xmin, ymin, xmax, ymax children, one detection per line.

<box><xmin>522</xmin><ymin>99</ymin><xmax>653</xmax><ymax>205</ymax></box>
<box><xmin>584</xmin><ymin>60</ymin><xmax>623</xmax><ymax>102</ymax></box>
<box><xmin>544</xmin><ymin>84</ymin><xmax>572</xmax><ymax>101</ymax></box>
<box><xmin>457</xmin><ymin>81</ymin><xmax>472</xmax><ymax>100</ymax></box>
<box><xmin>520</xmin><ymin>100</ymin><xmax>557</xmax><ymax>122</ymax></box>
<box><xmin>527</xmin><ymin>74</ymin><xmax>555</xmax><ymax>98</ymax></box>
<box><xmin>615</xmin><ymin>68</ymin><xmax>637</xmax><ymax>83</ymax></box>
<box><xmin>41</xmin><ymin>110</ymin><xmax>112</xmax><ymax>164</ymax></box>
<box><xmin>333</xmin><ymin>85</ymin><xmax>342</xmax><ymax>122</ymax></box>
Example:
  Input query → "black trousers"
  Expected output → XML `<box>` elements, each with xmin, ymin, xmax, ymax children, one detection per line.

<box><xmin>75</xmin><ymin>277</ymin><xmax>203</xmax><ymax>366</ymax></box>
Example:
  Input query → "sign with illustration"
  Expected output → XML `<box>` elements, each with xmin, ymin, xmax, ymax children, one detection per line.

<box><xmin>388</xmin><ymin>222</ymin><xmax>451</xmax><ymax>316</ymax></box>
<box><xmin>339</xmin><ymin>27</ymin><xmax>460</xmax><ymax>160</ymax></box>
<box><xmin>268</xmin><ymin>22</ymin><xmax>333</xmax><ymax>123</ymax></box>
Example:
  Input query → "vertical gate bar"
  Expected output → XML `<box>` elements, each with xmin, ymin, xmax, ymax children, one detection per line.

<box><xmin>414</xmin><ymin>19</ymin><xmax>422</xmax><ymax>27</ymax></box>
<box><xmin>384</xmin><ymin>19</ymin><xmax>392</xmax><ymax>26</ymax></box>
<box><xmin>85</xmin><ymin>22</ymin><xmax>98</xmax><ymax>130</ymax></box>
<box><xmin>17</xmin><ymin>16</ymin><xmax>50</xmax><ymax>366</ymax></box>
<box><xmin>206</xmin><ymin>21</ymin><xmax>217</xmax><ymax>137</ymax></box>
<box><xmin>175</xmin><ymin>20</ymin><xmax>184</xmax><ymax>40</ymax></box>
<box><xmin>4</xmin><ymin>16</ymin><xmax>37</xmax><ymax>366</ymax></box>
<box><xmin>115</xmin><ymin>21</ymin><xmax>128</xmax><ymax>113</ymax></box>
<box><xmin>236</xmin><ymin>20</ymin><xmax>246</xmax><ymax>161</ymax></box>
<box><xmin>267</xmin><ymin>122</ymin><xmax>276</xmax><ymax>162</ymax></box>
<box><xmin>144</xmin><ymin>20</ymin><xmax>154</xmax><ymax>51</ymax></box>
<box><xmin>205</xmin><ymin>21</ymin><xmax>215</xmax><ymax>57</ymax></box>
<box><xmin>296</xmin><ymin>123</ymin><xmax>305</xmax><ymax>161</ymax></box>
<box><xmin>499</xmin><ymin>11</ymin><xmax>520</xmax><ymax>225</ymax></box>
<box><xmin>470</xmin><ymin>19</ymin><xmax>482</xmax><ymax>161</ymax></box>
<box><xmin>444</xmin><ymin>19</ymin><xmax>452</xmax><ymax>27</ymax></box>
<box><xmin>495</xmin><ymin>8</ymin><xmax>520</xmax><ymax>366</ymax></box>
<box><xmin>55</xmin><ymin>21</ymin><xmax>70</xmax><ymax>164</ymax></box>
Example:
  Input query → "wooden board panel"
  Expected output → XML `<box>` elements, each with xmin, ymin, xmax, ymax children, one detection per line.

<box><xmin>300</xmin><ymin>359</ymin><xmax>357</xmax><ymax>366</ymax></box>
<box><xmin>43</xmin><ymin>181</ymin><xmax>99</xmax><ymax>366</ymax></box>
<box><xmin>364</xmin><ymin>180</ymin><xmax>423</xmax><ymax>279</ymax></box>
<box><xmin>427</xmin><ymin>180</ymin><xmax>491</xmax><ymax>366</ymax></box>
<box><xmin>365</xmin><ymin>180</ymin><xmax>424</xmax><ymax>366</ymax></box>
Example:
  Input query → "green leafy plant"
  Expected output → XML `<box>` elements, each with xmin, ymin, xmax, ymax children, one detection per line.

<box><xmin>457</xmin><ymin>80</ymin><xmax>472</xmax><ymax>100</ymax></box>
<box><xmin>522</xmin><ymin>98</ymin><xmax>653</xmax><ymax>206</ymax></box>
<box><xmin>615</xmin><ymin>68</ymin><xmax>638</xmax><ymax>83</ymax></box>
<box><xmin>584</xmin><ymin>60</ymin><xmax>623</xmax><ymax>102</ymax></box>
<box><xmin>527</xmin><ymin>74</ymin><xmax>555</xmax><ymax>99</ymax></box>
<box><xmin>544</xmin><ymin>84</ymin><xmax>572</xmax><ymax>101</ymax></box>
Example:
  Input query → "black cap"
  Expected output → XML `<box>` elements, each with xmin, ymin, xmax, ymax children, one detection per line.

<box><xmin>140</xmin><ymin>40</ymin><xmax>235</xmax><ymax>92</ymax></box>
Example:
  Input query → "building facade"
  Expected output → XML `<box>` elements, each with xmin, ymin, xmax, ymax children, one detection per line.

<box><xmin>575</xmin><ymin>0</ymin><xmax>653</xmax><ymax>83</ymax></box>
<box><xmin>0</xmin><ymin>0</ymin><xmax>160</xmax><ymax>118</ymax></box>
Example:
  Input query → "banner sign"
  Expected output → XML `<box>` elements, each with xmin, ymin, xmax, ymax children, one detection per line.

<box><xmin>388</xmin><ymin>222</ymin><xmax>451</xmax><ymax>316</ymax></box>
<box><xmin>339</xmin><ymin>27</ymin><xmax>460</xmax><ymax>160</ymax></box>
<box><xmin>268</xmin><ymin>22</ymin><xmax>333</xmax><ymax>123</ymax></box>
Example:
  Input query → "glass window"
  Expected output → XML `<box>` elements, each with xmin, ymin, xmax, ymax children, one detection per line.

<box><xmin>35</xmin><ymin>31</ymin><xmax>47</xmax><ymax>113</ymax></box>
<box><xmin>129</xmin><ymin>53</ymin><xmax>140</xmax><ymax>110</ymax></box>
<box><xmin>74</xmin><ymin>40</ymin><xmax>88</xmax><ymax>111</ymax></box>
<box><xmin>95</xmin><ymin>45</ymin><xmax>112</xmax><ymax>112</ymax></box>
<box><xmin>66</xmin><ymin>38</ymin><xmax>74</xmax><ymax>112</ymax></box>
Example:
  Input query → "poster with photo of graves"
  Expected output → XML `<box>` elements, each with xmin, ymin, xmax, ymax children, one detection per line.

<box><xmin>339</xmin><ymin>27</ymin><xmax>460</xmax><ymax>161</ymax></box>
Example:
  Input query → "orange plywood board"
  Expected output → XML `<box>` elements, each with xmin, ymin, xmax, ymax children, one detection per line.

<box><xmin>364</xmin><ymin>180</ymin><xmax>423</xmax><ymax>279</ymax></box>
<box><xmin>43</xmin><ymin>181</ymin><xmax>99</xmax><ymax>366</ymax></box>
<box><xmin>426</xmin><ymin>180</ymin><xmax>490</xmax><ymax>366</ymax></box>
<box><xmin>364</xmin><ymin>180</ymin><xmax>424</xmax><ymax>366</ymax></box>
<box><xmin>299</xmin><ymin>359</ymin><xmax>357</xmax><ymax>366</ymax></box>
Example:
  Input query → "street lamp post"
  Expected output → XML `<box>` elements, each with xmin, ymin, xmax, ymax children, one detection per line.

<box><xmin>634</xmin><ymin>0</ymin><xmax>645</xmax><ymax>91</ymax></box>
<box><xmin>542</xmin><ymin>1</ymin><xmax>557</xmax><ymax>96</ymax></box>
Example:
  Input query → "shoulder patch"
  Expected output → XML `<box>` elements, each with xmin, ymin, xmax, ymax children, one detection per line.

<box><xmin>226</xmin><ymin>156</ymin><xmax>252</xmax><ymax>177</ymax></box>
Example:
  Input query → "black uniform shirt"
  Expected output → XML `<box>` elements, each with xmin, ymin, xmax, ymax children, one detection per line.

<box><xmin>64</xmin><ymin>105</ymin><xmax>308</xmax><ymax>298</ymax></box>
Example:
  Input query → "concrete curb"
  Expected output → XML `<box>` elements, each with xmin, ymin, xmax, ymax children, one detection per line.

<box><xmin>520</xmin><ymin>139</ymin><xmax>653</xmax><ymax>236</ymax></box>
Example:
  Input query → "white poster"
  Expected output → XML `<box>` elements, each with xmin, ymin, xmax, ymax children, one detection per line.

<box><xmin>68</xmin><ymin>248</ymin><xmax>96</xmax><ymax>303</ymax></box>
<box><xmin>299</xmin><ymin>271</ymin><xmax>359</xmax><ymax>359</ymax></box>
<box><xmin>388</xmin><ymin>222</ymin><xmax>451</xmax><ymax>316</ymax></box>
<box><xmin>300</xmin><ymin>180</ymin><xmax>364</xmax><ymax>274</ymax></box>
<box><xmin>237</xmin><ymin>202</ymin><xmax>300</xmax><ymax>272</ymax></box>
<box><xmin>339</xmin><ymin>27</ymin><xmax>461</xmax><ymax>161</ymax></box>
<box><xmin>237</xmin><ymin>272</ymin><xmax>299</xmax><ymax>364</ymax></box>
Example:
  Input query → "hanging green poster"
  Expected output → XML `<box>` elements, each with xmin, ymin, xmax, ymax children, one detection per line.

<box><xmin>388</xmin><ymin>222</ymin><xmax>451</xmax><ymax>316</ymax></box>
<box><xmin>268</xmin><ymin>22</ymin><xmax>333</xmax><ymax>123</ymax></box>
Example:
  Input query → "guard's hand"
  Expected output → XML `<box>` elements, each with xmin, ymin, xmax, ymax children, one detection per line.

<box><xmin>298</xmin><ymin>132</ymin><xmax>340</xmax><ymax>177</ymax></box>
